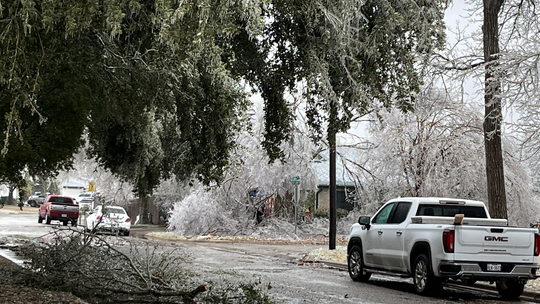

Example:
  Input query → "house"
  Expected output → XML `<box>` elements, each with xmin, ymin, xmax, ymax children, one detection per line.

<box><xmin>313</xmin><ymin>147</ymin><xmax>362</xmax><ymax>212</ymax></box>
<box><xmin>61</xmin><ymin>177</ymin><xmax>87</xmax><ymax>198</ymax></box>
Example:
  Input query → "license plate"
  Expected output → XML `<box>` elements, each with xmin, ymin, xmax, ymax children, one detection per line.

<box><xmin>111</xmin><ymin>219</ymin><xmax>118</xmax><ymax>222</ymax></box>
<box><xmin>487</xmin><ymin>264</ymin><xmax>501</xmax><ymax>271</ymax></box>
<box><xmin>61</xmin><ymin>214</ymin><xmax>67</xmax><ymax>218</ymax></box>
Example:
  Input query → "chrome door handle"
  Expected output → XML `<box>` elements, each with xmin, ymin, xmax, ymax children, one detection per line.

<box><xmin>378</xmin><ymin>230</ymin><xmax>383</xmax><ymax>235</ymax></box>
<box><xmin>396</xmin><ymin>231</ymin><xmax>403</xmax><ymax>236</ymax></box>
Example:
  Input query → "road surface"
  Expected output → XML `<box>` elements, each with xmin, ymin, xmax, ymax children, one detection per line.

<box><xmin>0</xmin><ymin>205</ymin><xmax>536</xmax><ymax>304</ymax></box>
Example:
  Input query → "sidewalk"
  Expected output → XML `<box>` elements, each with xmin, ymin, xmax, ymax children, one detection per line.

<box><xmin>0</xmin><ymin>204</ymin><xmax>38</xmax><ymax>214</ymax></box>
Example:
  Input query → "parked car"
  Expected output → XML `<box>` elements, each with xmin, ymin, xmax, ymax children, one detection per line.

<box><xmin>28</xmin><ymin>192</ymin><xmax>49</xmax><ymax>207</ymax></box>
<box><xmin>78</xmin><ymin>198</ymin><xmax>94</xmax><ymax>211</ymax></box>
<box><xmin>38</xmin><ymin>195</ymin><xmax>79</xmax><ymax>226</ymax></box>
<box><xmin>73</xmin><ymin>192</ymin><xmax>97</xmax><ymax>203</ymax></box>
<box><xmin>85</xmin><ymin>205</ymin><xmax>131</xmax><ymax>236</ymax></box>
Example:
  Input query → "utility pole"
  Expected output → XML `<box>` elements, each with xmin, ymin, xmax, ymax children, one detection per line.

<box><xmin>329</xmin><ymin>100</ymin><xmax>337</xmax><ymax>250</ymax></box>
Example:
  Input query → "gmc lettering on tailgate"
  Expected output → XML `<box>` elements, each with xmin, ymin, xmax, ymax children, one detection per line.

<box><xmin>485</xmin><ymin>236</ymin><xmax>508</xmax><ymax>242</ymax></box>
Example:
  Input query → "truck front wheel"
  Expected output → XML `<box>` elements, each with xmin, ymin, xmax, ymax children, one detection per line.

<box><xmin>413</xmin><ymin>254</ymin><xmax>442</xmax><ymax>295</ymax></box>
<box><xmin>496</xmin><ymin>280</ymin><xmax>524</xmax><ymax>299</ymax></box>
<box><xmin>348</xmin><ymin>245</ymin><xmax>371</xmax><ymax>282</ymax></box>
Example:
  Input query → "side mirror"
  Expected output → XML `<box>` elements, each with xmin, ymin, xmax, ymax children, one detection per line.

<box><xmin>358</xmin><ymin>216</ymin><xmax>371</xmax><ymax>230</ymax></box>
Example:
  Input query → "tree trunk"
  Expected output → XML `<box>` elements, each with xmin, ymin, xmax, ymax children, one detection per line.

<box><xmin>140</xmin><ymin>196</ymin><xmax>151</xmax><ymax>224</ymax></box>
<box><xmin>483</xmin><ymin>0</ymin><xmax>507</xmax><ymax>219</ymax></box>
<box><xmin>8</xmin><ymin>186</ymin><xmax>15</xmax><ymax>205</ymax></box>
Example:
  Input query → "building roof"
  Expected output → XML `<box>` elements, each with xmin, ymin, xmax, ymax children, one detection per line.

<box><xmin>313</xmin><ymin>147</ymin><xmax>361</xmax><ymax>187</ymax></box>
<box><xmin>61</xmin><ymin>177</ymin><xmax>87</xmax><ymax>189</ymax></box>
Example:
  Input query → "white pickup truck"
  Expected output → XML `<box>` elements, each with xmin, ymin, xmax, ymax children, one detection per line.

<box><xmin>347</xmin><ymin>197</ymin><xmax>539</xmax><ymax>299</ymax></box>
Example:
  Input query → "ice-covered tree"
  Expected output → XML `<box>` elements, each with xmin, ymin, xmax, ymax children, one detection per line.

<box><xmin>0</xmin><ymin>0</ymin><xmax>449</xmax><ymax>197</ymax></box>
<box><xmin>348</xmin><ymin>85</ymin><xmax>539</xmax><ymax>225</ymax></box>
<box><xmin>167</xmin><ymin>99</ymin><xmax>319</xmax><ymax>235</ymax></box>
<box><xmin>434</xmin><ymin>0</ymin><xmax>540</xmax><ymax>219</ymax></box>
<box><xmin>58</xmin><ymin>149</ymin><xmax>134</xmax><ymax>204</ymax></box>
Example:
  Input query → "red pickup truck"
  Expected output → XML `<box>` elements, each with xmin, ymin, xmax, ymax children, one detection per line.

<box><xmin>38</xmin><ymin>195</ymin><xmax>79</xmax><ymax>226</ymax></box>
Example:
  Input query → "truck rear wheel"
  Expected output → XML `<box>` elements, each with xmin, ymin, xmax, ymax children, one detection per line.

<box><xmin>38</xmin><ymin>214</ymin><xmax>43</xmax><ymax>223</ymax></box>
<box><xmin>496</xmin><ymin>280</ymin><xmax>524</xmax><ymax>299</ymax></box>
<box><xmin>413</xmin><ymin>254</ymin><xmax>442</xmax><ymax>295</ymax></box>
<box><xmin>348</xmin><ymin>245</ymin><xmax>371</xmax><ymax>282</ymax></box>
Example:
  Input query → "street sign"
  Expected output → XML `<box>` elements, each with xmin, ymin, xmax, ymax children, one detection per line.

<box><xmin>289</xmin><ymin>176</ymin><xmax>300</xmax><ymax>185</ymax></box>
<box><xmin>89</xmin><ymin>182</ymin><xmax>95</xmax><ymax>192</ymax></box>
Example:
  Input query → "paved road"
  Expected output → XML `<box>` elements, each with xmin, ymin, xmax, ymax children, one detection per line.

<box><xmin>0</xmin><ymin>206</ymin><xmax>536</xmax><ymax>304</ymax></box>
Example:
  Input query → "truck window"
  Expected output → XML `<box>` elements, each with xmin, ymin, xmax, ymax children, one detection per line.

<box><xmin>389</xmin><ymin>202</ymin><xmax>412</xmax><ymax>224</ymax></box>
<box><xmin>416</xmin><ymin>205</ymin><xmax>487</xmax><ymax>218</ymax></box>
<box><xmin>373</xmin><ymin>203</ymin><xmax>395</xmax><ymax>224</ymax></box>
<box><xmin>49</xmin><ymin>196</ymin><xmax>74</xmax><ymax>205</ymax></box>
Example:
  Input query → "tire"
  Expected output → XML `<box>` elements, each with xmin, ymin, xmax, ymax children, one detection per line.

<box><xmin>496</xmin><ymin>280</ymin><xmax>524</xmax><ymax>299</ymax></box>
<box><xmin>71</xmin><ymin>221</ymin><xmax>77</xmax><ymax>227</ymax></box>
<box><xmin>62</xmin><ymin>221</ymin><xmax>68</xmax><ymax>226</ymax></box>
<box><xmin>412</xmin><ymin>253</ymin><xmax>442</xmax><ymax>295</ymax></box>
<box><xmin>45</xmin><ymin>214</ymin><xmax>51</xmax><ymax>225</ymax></box>
<box><xmin>38</xmin><ymin>214</ymin><xmax>43</xmax><ymax>223</ymax></box>
<box><xmin>123</xmin><ymin>230</ymin><xmax>130</xmax><ymax>236</ymax></box>
<box><xmin>29</xmin><ymin>200</ymin><xmax>36</xmax><ymax>208</ymax></box>
<box><xmin>347</xmin><ymin>245</ymin><xmax>371</xmax><ymax>282</ymax></box>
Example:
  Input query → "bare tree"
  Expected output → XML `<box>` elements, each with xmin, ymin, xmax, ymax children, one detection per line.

<box><xmin>345</xmin><ymin>85</ymin><xmax>539</xmax><ymax>225</ymax></box>
<box><xmin>433</xmin><ymin>0</ymin><xmax>540</xmax><ymax>219</ymax></box>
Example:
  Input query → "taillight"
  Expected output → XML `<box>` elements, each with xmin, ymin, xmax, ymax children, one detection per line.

<box><xmin>534</xmin><ymin>234</ymin><xmax>540</xmax><ymax>256</ymax></box>
<box><xmin>97</xmin><ymin>215</ymin><xmax>101</xmax><ymax>220</ymax></box>
<box><xmin>125</xmin><ymin>218</ymin><xmax>131</xmax><ymax>223</ymax></box>
<box><xmin>443</xmin><ymin>230</ymin><xmax>454</xmax><ymax>253</ymax></box>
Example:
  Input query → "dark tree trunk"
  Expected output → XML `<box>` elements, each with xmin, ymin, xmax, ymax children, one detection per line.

<box><xmin>140</xmin><ymin>196</ymin><xmax>151</xmax><ymax>224</ymax></box>
<box><xmin>483</xmin><ymin>0</ymin><xmax>507</xmax><ymax>219</ymax></box>
<box><xmin>8</xmin><ymin>186</ymin><xmax>15</xmax><ymax>205</ymax></box>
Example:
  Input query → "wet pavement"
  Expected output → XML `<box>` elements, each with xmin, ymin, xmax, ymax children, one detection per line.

<box><xmin>2</xmin><ymin>210</ymin><xmax>540</xmax><ymax>303</ymax></box>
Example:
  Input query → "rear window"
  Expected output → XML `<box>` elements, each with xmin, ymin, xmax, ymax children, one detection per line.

<box><xmin>48</xmin><ymin>196</ymin><xmax>75</xmax><ymax>205</ymax></box>
<box><xmin>105</xmin><ymin>207</ymin><xmax>126</xmax><ymax>215</ymax></box>
<box><xmin>416</xmin><ymin>205</ymin><xmax>487</xmax><ymax>218</ymax></box>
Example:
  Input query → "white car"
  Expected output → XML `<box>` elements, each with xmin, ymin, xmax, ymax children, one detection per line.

<box><xmin>78</xmin><ymin>198</ymin><xmax>94</xmax><ymax>211</ymax></box>
<box><xmin>74</xmin><ymin>191</ymin><xmax>98</xmax><ymax>203</ymax></box>
<box><xmin>85</xmin><ymin>205</ymin><xmax>131</xmax><ymax>236</ymax></box>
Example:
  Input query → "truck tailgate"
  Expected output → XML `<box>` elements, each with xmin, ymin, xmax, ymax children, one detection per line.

<box><xmin>454</xmin><ymin>226</ymin><xmax>535</xmax><ymax>262</ymax></box>
<box><xmin>51</xmin><ymin>204</ymin><xmax>79</xmax><ymax>214</ymax></box>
